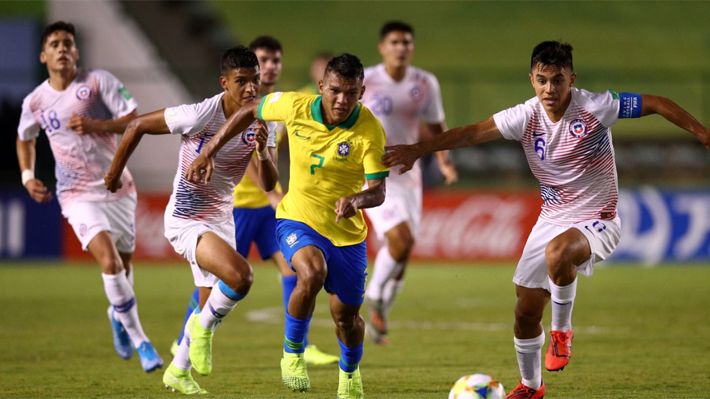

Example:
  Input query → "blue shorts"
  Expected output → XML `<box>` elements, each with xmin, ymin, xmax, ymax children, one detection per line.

<box><xmin>233</xmin><ymin>206</ymin><xmax>280</xmax><ymax>260</ymax></box>
<box><xmin>275</xmin><ymin>219</ymin><xmax>367</xmax><ymax>307</ymax></box>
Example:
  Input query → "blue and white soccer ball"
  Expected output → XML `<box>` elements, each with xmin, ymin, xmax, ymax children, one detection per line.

<box><xmin>448</xmin><ymin>373</ymin><xmax>506</xmax><ymax>399</ymax></box>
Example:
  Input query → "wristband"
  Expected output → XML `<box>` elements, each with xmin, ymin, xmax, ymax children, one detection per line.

<box><xmin>257</xmin><ymin>148</ymin><xmax>269</xmax><ymax>161</ymax></box>
<box><xmin>21</xmin><ymin>169</ymin><xmax>35</xmax><ymax>186</ymax></box>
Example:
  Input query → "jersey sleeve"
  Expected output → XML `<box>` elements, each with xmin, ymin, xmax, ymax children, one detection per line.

<box><xmin>577</xmin><ymin>89</ymin><xmax>621</xmax><ymax>127</ymax></box>
<box><xmin>257</xmin><ymin>91</ymin><xmax>296</xmax><ymax>122</ymax></box>
<box><xmin>164</xmin><ymin>97</ymin><xmax>215</xmax><ymax>137</ymax></box>
<box><xmin>266</xmin><ymin>121</ymin><xmax>277</xmax><ymax>148</ymax></box>
<box><xmin>362</xmin><ymin>118</ymin><xmax>390</xmax><ymax>180</ymax></box>
<box><xmin>422</xmin><ymin>73</ymin><xmax>446</xmax><ymax>124</ymax></box>
<box><xmin>492</xmin><ymin>103</ymin><xmax>532</xmax><ymax>141</ymax></box>
<box><xmin>17</xmin><ymin>95</ymin><xmax>40</xmax><ymax>141</ymax></box>
<box><xmin>95</xmin><ymin>69</ymin><xmax>138</xmax><ymax>118</ymax></box>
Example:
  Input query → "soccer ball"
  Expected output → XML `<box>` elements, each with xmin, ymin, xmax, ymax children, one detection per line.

<box><xmin>448</xmin><ymin>373</ymin><xmax>506</xmax><ymax>399</ymax></box>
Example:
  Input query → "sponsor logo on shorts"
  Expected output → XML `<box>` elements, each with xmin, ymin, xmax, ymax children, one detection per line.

<box><xmin>569</xmin><ymin>119</ymin><xmax>587</xmax><ymax>138</ymax></box>
<box><xmin>286</xmin><ymin>233</ymin><xmax>298</xmax><ymax>247</ymax></box>
<box><xmin>76</xmin><ymin>86</ymin><xmax>92</xmax><ymax>100</ymax></box>
<box><xmin>79</xmin><ymin>223</ymin><xmax>88</xmax><ymax>236</ymax></box>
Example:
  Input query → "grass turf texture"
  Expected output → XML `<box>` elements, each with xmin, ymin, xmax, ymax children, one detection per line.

<box><xmin>1</xmin><ymin>262</ymin><xmax>708</xmax><ymax>398</ymax></box>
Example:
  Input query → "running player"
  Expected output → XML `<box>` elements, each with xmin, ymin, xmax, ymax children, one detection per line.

<box><xmin>382</xmin><ymin>41</ymin><xmax>710</xmax><ymax>399</ymax></box>
<box><xmin>361</xmin><ymin>21</ymin><xmax>457</xmax><ymax>345</ymax></box>
<box><xmin>104</xmin><ymin>45</ymin><xmax>278</xmax><ymax>394</ymax></box>
<box><xmin>16</xmin><ymin>21</ymin><xmax>162</xmax><ymax>372</ymax></box>
<box><xmin>185</xmin><ymin>54</ymin><xmax>389</xmax><ymax>399</ymax></box>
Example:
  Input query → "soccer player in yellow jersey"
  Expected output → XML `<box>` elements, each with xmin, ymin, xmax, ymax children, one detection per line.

<box><xmin>185</xmin><ymin>54</ymin><xmax>388</xmax><ymax>399</ymax></box>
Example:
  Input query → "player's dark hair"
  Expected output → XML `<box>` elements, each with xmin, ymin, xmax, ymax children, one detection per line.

<box><xmin>249</xmin><ymin>35</ymin><xmax>282</xmax><ymax>53</ymax></box>
<box><xmin>220</xmin><ymin>45</ymin><xmax>259</xmax><ymax>75</ymax></box>
<box><xmin>41</xmin><ymin>21</ymin><xmax>76</xmax><ymax>47</ymax></box>
<box><xmin>531</xmin><ymin>41</ymin><xmax>573</xmax><ymax>72</ymax></box>
<box><xmin>380</xmin><ymin>21</ymin><xmax>414</xmax><ymax>40</ymax></box>
<box><xmin>323</xmin><ymin>53</ymin><xmax>364</xmax><ymax>82</ymax></box>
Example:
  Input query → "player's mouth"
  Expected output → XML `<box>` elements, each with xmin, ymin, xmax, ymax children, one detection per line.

<box><xmin>57</xmin><ymin>56</ymin><xmax>69</xmax><ymax>63</ymax></box>
<box><xmin>243</xmin><ymin>96</ymin><xmax>256</xmax><ymax>102</ymax></box>
<box><xmin>333</xmin><ymin>107</ymin><xmax>348</xmax><ymax>114</ymax></box>
<box><xmin>543</xmin><ymin>97</ymin><xmax>558</xmax><ymax>106</ymax></box>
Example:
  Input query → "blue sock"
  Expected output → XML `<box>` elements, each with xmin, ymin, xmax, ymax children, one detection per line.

<box><xmin>337</xmin><ymin>337</ymin><xmax>363</xmax><ymax>373</ymax></box>
<box><xmin>177</xmin><ymin>288</ymin><xmax>200</xmax><ymax>345</ymax></box>
<box><xmin>281</xmin><ymin>276</ymin><xmax>310</xmax><ymax>348</ymax></box>
<box><xmin>284</xmin><ymin>312</ymin><xmax>311</xmax><ymax>354</ymax></box>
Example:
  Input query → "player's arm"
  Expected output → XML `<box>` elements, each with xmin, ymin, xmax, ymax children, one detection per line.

<box><xmin>383</xmin><ymin>117</ymin><xmax>503</xmax><ymax>174</ymax></box>
<box><xmin>640</xmin><ymin>94</ymin><xmax>710</xmax><ymax>151</ymax></box>
<box><xmin>427</xmin><ymin>122</ymin><xmax>458</xmax><ymax>184</ymax></box>
<box><xmin>185</xmin><ymin>101</ymin><xmax>260</xmax><ymax>183</ymax></box>
<box><xmin>104</xmin><ymin>110</ymin><xmax>170</xmax><ymax>192</ymax></box>
<box><xmin>68</xmin><ymin>109</ymin><xmax>139</xmax><ymax>135</ymax></box>
<box><xmin>16</xmin><ymin>137</ymin><xmax>52</xmax><ymax>203</ymax></box>
<box><xmin>335</xmin><ymin>178</ymin><xmax>386</xmax><ymax>224</ymax></box>
<box><xmin>253</xmin><ymin>121</ymin><xmax>279</xmax><ymax>192</ymax></box>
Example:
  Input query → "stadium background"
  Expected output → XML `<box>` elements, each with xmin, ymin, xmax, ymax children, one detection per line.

<box><xmin>1</xmin><ymin>1</ymin><xmax>709</xmax><ymax>398</ymax></box>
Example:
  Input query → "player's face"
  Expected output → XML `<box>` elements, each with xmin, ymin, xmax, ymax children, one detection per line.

<box><xmin>319</xmin><ymin>71</ymin><xmax>365</xmax><ymax>125</ymax></box>
<box><xmin>40</xmin><ymin>30</ymin><xmax>79</xmax><ymax>73</ymax></box>
<box><xmin>253</xmin><ymin>48</ymin><xmax>282</xmax><ymax>87</ymax></box>
<box><xmin>220</xmin><ymin>67</ymin><xmax>261</xmax><ymax>107</ymax></box>
<box><xmin>529</xmin><ymin>63</ymin><xmax>577</xmax><ymax>119</ymax></box>
<box><xmin>379</xmin><ymin>31</ymin><xmax>414</xmax><ymax>69</ymax></box>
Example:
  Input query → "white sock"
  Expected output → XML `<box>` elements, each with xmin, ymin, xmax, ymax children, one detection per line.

<box><xmin>102</xmin><ymin>272</ymin><xmax>149</xmax><ymax>347</ymax></box>
<box><xmin>514</xmin><ymin>332</ymin><xmax>544</xmax><ymax>390</ymax></box>
<box><xmin>366</xmin><ymin>247</ymin><xmax>401</xmax><ymax>302</ymax></box>
<box><xmin>172</xmin><ymin>333</ymin><xmax>192</xmax><ymax>370</ymax></box>
<box><xmin>382</xmin><ymin>278</ymin><xmax>405</xmax><ymax>315</ymax></box>
<box><xmin>199</xmin><ymin>286</ymin><xmax>238</xmax><ymax>330</ymax></box>
<box><xmin>549</xmin><ymin>276</ymin><xmax>577</xmax><ymax>331</ymax></box>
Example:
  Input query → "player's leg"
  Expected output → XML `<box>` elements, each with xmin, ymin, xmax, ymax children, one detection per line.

<box><xmin>170</xmin><ymin>288</ymin><xmax>199</xmax><ymax>357</ymax></box>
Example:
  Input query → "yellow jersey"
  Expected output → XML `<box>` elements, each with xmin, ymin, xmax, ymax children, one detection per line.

<box><xmin>257</xmin><ymin>92</ymin><xmax>389</xmax><ymax>246</ymax></box>
<box><xmin>232</xmin><ymin>148</ymin><xmax>283</xmax><ymax>208</ymax></box>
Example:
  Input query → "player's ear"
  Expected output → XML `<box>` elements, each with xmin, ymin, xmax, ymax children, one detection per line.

<box><xmin>40</xmin><ymin>51</ymin><xmax>47</xmax><ymax>64</ymax></box>
<box><xmin>360</xmin><ymin>85</ymin><xmax>366</xmax><ymax>100</ymax></box>
<box><xmin>529</xmin><ymin>73</ymin><xmax>534</xmax><ymax>87</ymax></box>
<box><xmin>569</xmin><ymin>73</ymin><xmax>577</xmax><ymax>87</ymax></box>
<box><xmin>318</xmin><ymin>80</ymin><xmax>324</xmax><ymax>95</ymax></box>
<box><xmin>378</xmin><ymin>41</ymin><xmax>386</xmax><ymax>57</ymax></box>
<box><xmin>219</xmin><ymin>75</ymin><xmax>228</xmax><ymax>91</ymax></box>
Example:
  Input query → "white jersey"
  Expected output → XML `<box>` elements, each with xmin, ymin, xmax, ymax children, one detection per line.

<box><xmin>362</xmin><ymin>64</ymin><xmax>445</xmax><ymax>188</ymax></box>
<box><xmin>164</xmin><ymin>93</ymin><xmax>276</xmax><ymax>224</ymax></box>
<box><xmin>17</xmin><ymin>68</ymin><xmax>138</xmax><ymax>209</ymax></box>
<box><xmin>493</xmin><ymin>88</ymin><xmax>624</xmax><ymax>225</ymax></box>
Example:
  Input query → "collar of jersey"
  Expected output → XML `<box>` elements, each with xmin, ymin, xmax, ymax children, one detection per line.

<box><xmin>311</xmin><ymin>95</ymin><xmax>360</xmax><ymax>131</ymax></box>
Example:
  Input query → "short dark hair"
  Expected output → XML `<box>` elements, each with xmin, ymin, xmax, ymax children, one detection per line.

<box><xmin>220</xmin><ymin>45</ymin><xmax>259</xmax><ymax>75</ymax></box>
<box><xmin>380</xmin><ymin>21</ymin><xmax>414</xmax><ymax>40</ymax></box>
<box><xmin>41</xmin><ymin>21</ymin><xmax>76</xmax><ymax>47</ymax></box>
<box><xmin>324</xmin><ymin>53</ymin><xmax>364</xmax><ymax>82</ymax></box>
<box><xmin>530</xmin><ymin>41</ymin><xmax>573</xmax><ymax>72</ymax></box>
<box><xmin>249</xmin><ymin>35</ymin><xmax>282</xmax><ymax>53</ymax></box>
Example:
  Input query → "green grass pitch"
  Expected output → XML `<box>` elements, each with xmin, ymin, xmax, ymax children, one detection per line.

<box><xmin>1</xmin><ymin>262</ymin><xmax>709</xmax><ymax>398</ymax></box>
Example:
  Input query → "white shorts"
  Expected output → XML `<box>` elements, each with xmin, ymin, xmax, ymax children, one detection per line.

<box><xmin>514</xmin><ymin>216</ymin><xmax>621</xmax><ymax>291</ymax></box>
<box><xmin>164</xmin><ymin>215</ymin><xmax>236</xmax><ymax>288</ymax></box>
<box><xmin>61</xmin><ymin>192</ymin><xmax>137</xmax><ymax>253</ymax></box>
<box><xmin>364</xmin><ymin>184</ymin><xmax>422</xmax><ymax>241</ymax></box>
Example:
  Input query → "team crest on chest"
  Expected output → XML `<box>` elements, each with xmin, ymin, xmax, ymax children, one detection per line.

<box><xmin>335</xmin><ymin>140</ymin><xmax>353</xmax><ymax>161</ymax></box>
<box><xmin>569</xmin><ymin>119</ymin><xmax>588</xmax><ymax>138</ymax></box>
<box><xmin>76</xmin><ymin>85</ymin><xmax>92</xmax><ymax>101</ymax></box>
<box><xmin>409</xmin><ymin>85</ymin><xmax>424</xmax><ymax>101</ymax></box>
<box><xmin>242</xmin><ymin>128</ymin><xmax>257</xmax><ymax>146</ymax></box>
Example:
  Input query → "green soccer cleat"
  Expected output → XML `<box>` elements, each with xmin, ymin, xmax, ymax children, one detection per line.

<box><xmin>337</xmin><ymin>367</ymin><xmax>364</xmax><ymax>399</ymax></box>
<box><xmin>281</xmin><ymin>350</ymin><xmax>310</xmax><ymax>392</ymax></box>
<box><xmin>304</xmin><ymin>345</ymin><xmax>339</xmax><ymax>365</ymax></box>
<box><xmin>188</xmin><ymin>314</ymin><xmax>213</xmax><ymax>376</ymax></box>
<box><xmin>163</xmin><ymin>364</ymin><xmax>207</xmax><ymax>395</ymax></box>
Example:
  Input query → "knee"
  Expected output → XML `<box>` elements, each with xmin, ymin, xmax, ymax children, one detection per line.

<box><xmin>297</xmin><ymin>262</ymin><xmax>327</xmax><ymax>292</ymax></box>
<box><xmin>334</xmin><ymin>313</ymin><xmax>363</xmax><ymax>335</ymax></box>
<box><xmin>388</xmin><ymin>234</ymin><xmax>415</xmax><ymax>262</ymax></box>
<box><xmin>222</xmin><ymin>264</ymin><xmax>254</xmax><ymax>293</ymax></box>
<box><xmin>545</xmin><ymin>241</ymin><xmax>574</xmax><ymax>276</ymax></box>
<box><xmin>514</xmin><ymin>305</ymin><xmax>543</xmax><ymax>328</ymax></box>
<box><xmin>99</xmin><ymin>254</ymin><xmax>124</xmax><ymax>275</ymax></box>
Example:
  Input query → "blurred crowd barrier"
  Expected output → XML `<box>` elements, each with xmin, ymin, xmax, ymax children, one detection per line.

<box><xmin>3</xmin><ymin>188</ymin><xmax>710</xmax><ymax>265</ymax></box>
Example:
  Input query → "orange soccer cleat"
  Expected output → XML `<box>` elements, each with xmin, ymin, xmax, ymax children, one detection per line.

<box><xmin>506</xmin><ymin>380</ymin><xmax>545</xmax><ymax>399</ymax></box>
<box><xmin>545</xmin><ymin>329</ymin><xmax>574</xmax><ymax>371</ymax></box>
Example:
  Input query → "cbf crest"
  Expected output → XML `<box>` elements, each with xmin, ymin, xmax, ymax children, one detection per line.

<box><xmin>242</xmin><ymin>128</ymin><xmax>257</xmax><ymax>146</ymax></box>
<box><xmin>569</xmin><ymin>119</ymin><xmax>588</xmax><ymax>138</ymax></box>
<box><xmin>335</xmin><ymin>140</ymin><xmax>353</xmax><ymax>161</ymax></box>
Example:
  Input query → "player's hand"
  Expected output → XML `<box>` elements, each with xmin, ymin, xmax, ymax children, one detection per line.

<box><xmin>185</xmin><ymin>153</ymin><xmax>214</xmax><ymax>184</ymax></box>
<box><xmin>266</xmin><ymin>190</ymin><xmax>284</xmax><ymax>210</ymax></box>
<box><xmin>382</xmin><ymin>143</ymin><xmax>421</xmax><ymax>174</ymax></box>
<box><xmin>335</xmin><ymin>196</ymin><xmax>358</xmax><ymax>224</ymax></box>
<box><xmin>438</xmin><ymin>158</ymin><xmax>458</xmax><ymax>185</ymax></box>
<box><xmin>254</xmin><ymin>121</ymin><xmax>269</xmax><ymax>153</ymax></box>
<box><xmin>104</xmin><ymin>172</ymin><xmax>123</xmax><ymax>193</ymax></box>
<box><xmin>24</xmin><ymin>179</ymin><xmax>52</xmax><ymax>203</ymax></box>
<box><xmin>68</xmin><ymin>113</ymin><xmax>98</xmax><ymax>135</ymax></box>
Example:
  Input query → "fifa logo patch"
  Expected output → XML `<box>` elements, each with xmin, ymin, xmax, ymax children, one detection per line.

<box><xmin>76</xmin><ymin>86</ymin><xmax>92</xmax><ymax>101</ymax></box>
<box><xmin>569</xmin><ymin>119</ymin><xmax>587</xmax><ymax>138</ymax></box>
<box><xmin>242</xmin><ymin>128</ymin><xmax>257</xmax><ymax>146</ymax></box>
<box><xmin>286</xmin><ymin>233</ymin><xmax>298</xmax><ymax>247</ymax></box>
<box><xmin>335</xmin><ymin>140</ymin><xmax>353</xmax><ymax>161</ymax></box>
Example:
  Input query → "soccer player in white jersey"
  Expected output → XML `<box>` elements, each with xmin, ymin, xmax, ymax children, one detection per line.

<box><xmin>383</xmin><ymin>41</ymin><xmax>710</xmax><ymax>399</ymax></box>
<box><xmin>361</xmin><ymin>21</ymin><xmax>458</xmax><ymax>345</ymax></box>
<box><xmin>16</xmin><ymin>21</ymin><xmax>163</xmax><ymax>373</ymax></box>
<box><xmin>104</xmin><ymin>45</ymin><xmax>278</xmax><ymax>394</ymax></box>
